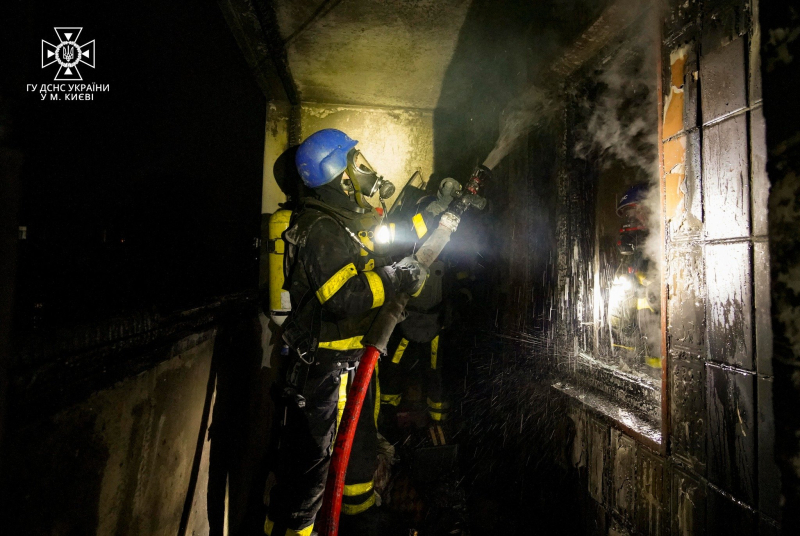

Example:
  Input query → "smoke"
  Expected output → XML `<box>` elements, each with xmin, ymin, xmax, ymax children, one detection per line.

<box><xmin>572</xmin><ymin>28</ymin><xmax>658</xmax><ymax>175</ymax></box>
<box><xmin>574</xmin><ymin>17</ymin><xmax>662</xmax><ymax>265</ymax></box>
<box><xmin>640</xmin><ymin>179</ymin><xmax>663</xmax><ymax>277</ymax></box>
<box><xmin>482</xmin><ymin>85</ymin><xmax>557</xmax><ymax>170</ymax></box>
<box><xmin>570</xmin><ymin>10</ymin><xmax>664</xmax><ymax>370</ymax></box>
<box><xmin>481</xmin><ymin>1</ymin><xmax>661</xmax><ymax>172</ymax></box>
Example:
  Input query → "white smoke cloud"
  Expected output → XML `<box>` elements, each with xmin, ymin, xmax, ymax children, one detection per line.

<box><xmin>575</xmin><ymin>16</ymin><xmax>662</xmax><ymax>270</ymax></box>
<box><xmin>572</xmin><ymin>24</ymin><xmax>659</xmax><ymax>176</ymax></box>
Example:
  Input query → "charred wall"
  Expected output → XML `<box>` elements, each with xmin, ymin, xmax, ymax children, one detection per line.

<box><xmin>760</xmin><ymin>0</ymin><xmax>800</xmax><ymax>532</ymax></box>
<box><xmin>2</xmin><ymin>333</ymin><xmax>216</xmax><ymax>535</ymax></box>
<box><xmin>553</xmin><ymin>0</ymin><xmax>782</xmax><ymax>533</ymax></box>
<box><xmin>447</xmin><ymin>0</ymin><xmax>789</xmax><ymax>534</ymax></box>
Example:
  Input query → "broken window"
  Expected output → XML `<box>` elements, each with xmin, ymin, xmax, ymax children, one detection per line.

<box><xmin>557</xmin><ymin>17</ymin><xmax>663</xmax><ymax>430</ymax></box>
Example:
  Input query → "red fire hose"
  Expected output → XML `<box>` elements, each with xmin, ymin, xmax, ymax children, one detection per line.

<box><xmin>315</xmin><ymin>166</ymin><xmax>490</xmax><ymax>536</ymax></box>
<box><xmin>315</xmin><ymin>345</ymin><xmax>381</xmax><ymax>534</ymax></box>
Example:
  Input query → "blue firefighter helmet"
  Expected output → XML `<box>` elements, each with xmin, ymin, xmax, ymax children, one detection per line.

<box><xmin>295</xmin><ymin>129</ymin><xmax>359</xmax><ymax>188</ymax></box>
<box><xmin>616</xmin><ymin>183</ymin><xmax>648</xmax><ymax>216</ymax></box>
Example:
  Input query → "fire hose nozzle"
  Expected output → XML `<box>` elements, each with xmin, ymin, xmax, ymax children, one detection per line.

<box><xmin>467</xmin><ymin>165</ymin><xmax>492</xmax><ymax>195</ymax></box>
<box><xmin>453</xmin><ymin>165</ymin><xmax>491</xmax><ymax>199</ymax></box>
<box><xmin>463</xmin><ymin>193</ymin><xmax>487</xmax><ymax>211</ymax></box>
<box><xmin>449</xmin><ymin>165</ymin><xmax>490</xmax><ymax>217</ymax></box>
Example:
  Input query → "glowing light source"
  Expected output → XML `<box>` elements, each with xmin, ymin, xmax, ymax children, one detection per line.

<box><xmin>608</xmin><ymin>275</ymin><xmax>633</xmax><ymax>319</ymax></box>
<box><xmin>375</xmin><ymin>224</ymin><xmax>392</xmax><ymax>244</ymax></box>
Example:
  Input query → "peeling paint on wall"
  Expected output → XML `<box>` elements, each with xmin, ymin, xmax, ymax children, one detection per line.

<box><xmin>671</xmin><ymin>466</ymin><xmax>706</xmax><ymax>536</ymax></box>
<box><xmin>610</xmin><ymin>429</ymin><xmax>636</xmax><ymax>523</ymax></box>
<box><xmin>663</xmin><ymin>45</ymin><xmax>690</xmax><ymax>137</ymax></box>
<box><xmin>588</xmin><ymin>417</ymin><xmax>609</xmax><ymax>504</ymax></box>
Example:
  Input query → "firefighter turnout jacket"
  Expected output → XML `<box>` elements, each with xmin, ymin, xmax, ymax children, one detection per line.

<box><xmin>265</xmin><ymin>196</ymin><xmax>397</xmax><ymax>536</ymax></box>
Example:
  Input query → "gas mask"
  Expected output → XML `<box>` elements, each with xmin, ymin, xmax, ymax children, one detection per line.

<box><xmin>343</xmin><ymin>149</ymin><xmax>395</xmax><ymax>208</ymax></box>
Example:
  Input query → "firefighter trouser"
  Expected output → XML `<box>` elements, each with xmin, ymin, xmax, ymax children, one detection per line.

<box><xmin>379</xmin><ymin>330</ymin><xmax>448</xmax><ymax>421</ymax></box>
<box><xmin>265</xmin><ymin>361</ymin><xmax>380</xmax><ymax>536</ymax></box>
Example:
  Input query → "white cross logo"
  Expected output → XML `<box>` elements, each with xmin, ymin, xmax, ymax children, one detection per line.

<box><xmin>42</xmin><ymin>27</ymin><xmax>95</xmax><ymax>81</ymax></box>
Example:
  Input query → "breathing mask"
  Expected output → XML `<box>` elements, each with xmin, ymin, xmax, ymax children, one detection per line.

<box><xmin>344</xmin><ymin>149</ymin><xmax>395</xmax><ymax>207</ymax></box>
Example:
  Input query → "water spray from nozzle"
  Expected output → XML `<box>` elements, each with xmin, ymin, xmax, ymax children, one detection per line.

<box><xmin>482</xmin><ymin>85</ymin><xmax>555</xmax><ymax>171</ymax></box>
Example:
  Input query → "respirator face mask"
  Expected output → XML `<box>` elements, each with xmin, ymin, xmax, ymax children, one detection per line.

<box><xmin>344</xmin><ymin>149</ymin><xmax>395</xmax><ymax>207</ymax></box>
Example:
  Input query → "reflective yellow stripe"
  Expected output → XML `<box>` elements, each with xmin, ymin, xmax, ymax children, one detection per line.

<box><xmin>429</xmin><ymin>424</ymin><xmax>440</xmax><ymax>445</ymax></box>
<box><xmin>430</xmin><ymin>336</ymin><xmax>439</xmax><ymax>369</ymax></box>
<box><xmin>391</xmin><ymin>338</ymin><xmax>409</xmax><ymax>364</ymax></box>
<box><xmin>344</xmin><ymin>480</ymin><xmax>374</xmax><ymax>496</ymax></box>
<box><xmin>427</xmin><ymin>397</ymin><xmax>446</xmax><ymax>410</ymax></box>
<box><xmin>316</xmin><ymin>263</ymin><xmax>358</xmax><ymax>304</ymax></box>
<box><xmin>456</xmin><ymin>270</ymin><xmax>469</xmax><ymax>280</ymax></box>
<box><xmin>363</xmin><ymin>258</ymin><xmax>375</xmax><ymax>271</ymax></box>
<box><xmin>389</xmin><ymin>222</ymin><xmax>396</xmax><ymax>241</ymax></box>
<box><xmin>429</xmin><ymin>409</ymin><xmax>448</xmax><ymax>421</ymax></box>
<box><xmin>264</xmin><ymin>517</ymin><xmax>314</xmax><ymax>536</ymax></box>
<box><xmin>318</xmin><ymin>336</ymin><xmax>364</xmax><ymax>351</ymax></box>
<box><xmin>428</xmin><ymin>397</ymin><xmax>449</xmax><ymax>421</ymax></box>
<box><xmin>637</xmin><ymin>297</ymin><xmax>654</xmax><ymax>312</ymax></box>
<box><xmin>645</xmin><ymin>356</ymin><xmax>662</xmax><ymax>369</ymax></box>
<box><xmin>363</xmin><ymin>270</ymin><xmax>385</xmax><ymax>308</ymax></box>
<box><xmin>374</xmin><ymin>362</ymin><xmax>380</xmax><ymax>427</ymax></box>
<box><xmin>430</xmin><ymin>423</ymin><xmax>446</xmax><ymax>445</ymax></box>
<box><xmin>336</xmin><ymin>372</ymin><xmax>348</xmax><ymax>431</ymax></box>
<box><xmin>341</xmin><ymin>492</ymin><xmax>376</xmax><ymax>515</ymax></box>
<box><xmin>411</xmin><ymin>277</ymin><xmax>426</xmax><ymax>297</ymax></box>
<box><xmin>412</xmin><ymin>213</ymin><xmax>428</xmax><ymax>238</ymax></box>
<box><xmin>381</xmin><ymin>393</ymin><xmax>402</xmax><ymax>406</ymax></box>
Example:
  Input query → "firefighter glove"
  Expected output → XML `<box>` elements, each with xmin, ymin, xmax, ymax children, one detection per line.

<box><xmin>426</xmin><ymin>177</ymin><xmax>462</xmax><ymax>216</ymax></box>
<box><xmin>393</xmin><ymin>256</ymin><xmax>428</xmax><ymax>296</ymax></box>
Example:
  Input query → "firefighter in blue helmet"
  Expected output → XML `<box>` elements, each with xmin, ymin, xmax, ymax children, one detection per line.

<box><xmin>265</xmin><ymin>129</ymin><xmax>427</xmax><ymax>536</ymax></box>
<box><xmin>608</xmin><ymin>184</ymin><xmax>662</xmax><ymax>378</ymax></box>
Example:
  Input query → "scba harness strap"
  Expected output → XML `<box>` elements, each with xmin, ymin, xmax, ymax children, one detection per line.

<box><xmin>279</xmin><ymin>204</ymin><xmax>385</xmax><ymax>407</ymax></box>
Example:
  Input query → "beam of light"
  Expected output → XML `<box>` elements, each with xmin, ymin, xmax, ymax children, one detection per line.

<box><xmin>374</xmin><ymin>224</ymin><xmax>392</xmax><ymax>244</ymax></box>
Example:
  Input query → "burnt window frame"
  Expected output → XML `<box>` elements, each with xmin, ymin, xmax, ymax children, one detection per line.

<box><xmin>553</xmin><ymin>19</ymin><xmax>668</xmax><ymax>454</ymax></box>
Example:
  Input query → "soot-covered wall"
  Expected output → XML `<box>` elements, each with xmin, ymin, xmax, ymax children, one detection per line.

<box><xmin>444</xmin><ymin>0</ymin><xmax>788</xmax><ymax>535</ymax></box>
<box><xmin>555</xmin><ymin>0</ymin><xmax>779</xmax><ymax>532</ymax></box>
<box><xmin>760</xmin><ymin>0</ymin><xmax>800</xmax><ymax>531</ymax></box>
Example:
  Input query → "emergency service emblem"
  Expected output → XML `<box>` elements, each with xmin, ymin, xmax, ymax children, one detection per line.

<box><xmin>41</xmin><ymin>27</ymin><xmax>95</xmax><ymax>81</ymax></box>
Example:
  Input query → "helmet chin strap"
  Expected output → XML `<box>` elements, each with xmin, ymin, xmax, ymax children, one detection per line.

<box><xmin>344</xmin><ymin>169</ymin><xmax>372</xmax><ymax>209</ymax></box>
<box><xmin>352</xmin><ymin>183</ymin><xmax>370</xmax><ymax>208</ymax></box>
